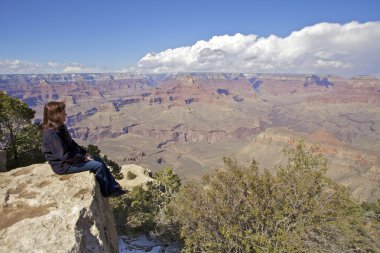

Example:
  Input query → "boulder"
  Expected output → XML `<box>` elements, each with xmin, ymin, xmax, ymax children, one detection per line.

<box><xmin>0</xmin><ymin>163</ymin><xmax>118</xmax><ymax>253</ymax></box>
<box><xmin>118</xmin><ymin>164</ymin><xmax>155</xmax><ymax>191</ymax></box>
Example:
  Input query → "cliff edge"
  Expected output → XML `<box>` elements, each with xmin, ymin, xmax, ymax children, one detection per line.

<box><xmin>0</xmin><ymin>163</ymin><xmax>119</xmax><ymax>253</ymax></box>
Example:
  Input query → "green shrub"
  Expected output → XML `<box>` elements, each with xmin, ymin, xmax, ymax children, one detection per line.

<box><xmin>111</xmin><ymin>167</ymin><xmax>181</xmax><ymax>237</ymax></box>
<box><xmin>362</xmin><ymin>198</ymin><xmax>380</xmax><ymax>221</ymax></box>
<box><xmin>361</xmin><ymin>198</ymin><xmax>380</xmax><ymax>245</ymax></box>
<box><xmin>126</xmin><ymin>171</ymin><xmax>137</xmax><ymax>180</ymax></box>
<box><xmin>171</xmin><ymin>141</ymin><xmax>378</xmax><ymax>252</ymax></box>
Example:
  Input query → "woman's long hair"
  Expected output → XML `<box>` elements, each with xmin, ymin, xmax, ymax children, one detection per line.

<box><xmin>42</xmin><ymin>101</ymin><xmax>66</xmax><ymax>129</ymax></box>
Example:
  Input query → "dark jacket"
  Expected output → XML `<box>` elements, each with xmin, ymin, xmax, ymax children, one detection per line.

<box><xmin>42</xmin><ymin>124</ymin><xmax>87</xmax><ymax>174</ymax></box>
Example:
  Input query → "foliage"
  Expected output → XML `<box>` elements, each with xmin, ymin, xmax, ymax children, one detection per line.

<box><xmin>114</xmin><ymin>184</ymin><xmax>157</xmax><ymax>233</ymax></box>
<box><xmin>151</xmin><ymin>168</ymin><xmax>182</xmax><ymax>237</ymax></box>
<box><xmin>171</xmin><ymin>141</ymin><xmax>378</xmax><ymax>252</ymax></box>
<box><xmin>361</xmin><ymin>198</ymin><xmax>380</xmax><ymax>246</ymax></box>
<box><xmin>126</xmin><ymin>170</ymin><xmax>137</xmax><ymax>180</ymax></box>
<box><xmin>109</xmin><ymin>194</ymin><xmax>130</xmax><ymax>234</ymax></box>
<box><xmin>110</xmin><ymin>167</ymin><xmax>181</xmax><ymax>236</ymax></box>
<box><xmin>155</xmin><ymin>167</ymin><xmax>182</xmax><ymax>199</ymax></box>
<box><xmin>86</xmin><ymin>144</ymin><xmax>101</xmax><ymax>157</ymax></box>
<box><xmin>0</xmin><ymin>92</ymin><xmax>45</xmax><ymax>169</ymax></box>
<box><xmin>362</xmin><ymin>198</ymin><xmax>380</xmax><ymax>221</ymax></box>
<box><xmin>7</xmin><ymin>123</ymin><xmax>45</xmax><ymax>168</ymax></box>
<box><xmin>85</xmin><ymin>144</ymin><xmax>123</xmax><ymax>180</ymax></box>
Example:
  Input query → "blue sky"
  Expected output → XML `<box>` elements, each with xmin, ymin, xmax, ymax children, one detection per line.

<box><xmin>0</xmin><ymin>0</ymin><xmax>379</xmax><ymax>76</ymax></box>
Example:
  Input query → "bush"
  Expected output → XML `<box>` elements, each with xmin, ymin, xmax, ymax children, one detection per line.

<box><xmin>109</xmin><ymin>184</ymin><xmax>153</xmax><ymax>234</ymax></box>
<box><xmin>126</xmin><ymin>171</ymin><xmax>137</xmax><ymax>180</ymax></box>
<box><xmin>110</xmin><ymin>167</ymin><xmax>181</xmax><ymax>237</ymax></box>
<box><xmin>362</xmin><ymin>198</ymin><xmax>380</xmax><ymax>221</ymax></box>
<box><xmin>171</xmin><ymin>141</ymin><xmax>378</xmax><ymax>252</ymax></box>
<box><xmin>361</xmin><ymin>198</ymin><xmax>380</xmax><ymax>246</ymax></box>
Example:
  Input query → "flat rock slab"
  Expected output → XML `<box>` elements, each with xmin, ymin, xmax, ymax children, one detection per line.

<box><xmin>0</xmin><ymin>163</ymin><xmax>118</xmax><ymax>253</ymax></box>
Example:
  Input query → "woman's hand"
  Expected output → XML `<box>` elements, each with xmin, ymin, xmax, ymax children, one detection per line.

<box><xmin>85</xmin><ymin>154</ymin><xmax>93</xmax><ymax>161</ymax></box>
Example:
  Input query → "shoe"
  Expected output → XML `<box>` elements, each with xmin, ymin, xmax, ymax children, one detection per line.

<box><xmin>107</xmin><ymin>188</ymin><xmax>127</xmax><ymax>198</ymax></box>
<box><xmin>113</xmin><ymin>184</ymin><xmax>123</xmax><ymax>190</ymax></box>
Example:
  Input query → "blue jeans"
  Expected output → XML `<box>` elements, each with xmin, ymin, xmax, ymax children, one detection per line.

<box><xmin>65</xmin><ymin>157</ymin><xmax>120</xmax><ymax>197</ymax></box>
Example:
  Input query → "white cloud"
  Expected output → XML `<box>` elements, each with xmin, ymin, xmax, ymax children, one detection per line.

<box><xmin>62</xmin><ymin>63</ymin><xmax>97</xmax><ymax>73</ymax></box>
<box><xmin>1</xmin><ymin>21</ymin><xmax>379</xmax><ymax>77</ymax></box>
<box><xmin>314</xmin><ymin>59</ymin><xmax>352</xmax><ymax>69</ymax></box>
<box><xmin>47</xmin><ymin>61</ymin><xmax>60</xmax><ymax>67</ymax></box>
<box><xmin>137</xmin><ymin>21</ymin><xmax>380</xmax><ymax>77</ymax></box>
<box><xmin>0</xmin><ymin>60</ymin><xmax>100</xmax><ymax>74</ymax></box>
<box><xmin>0</xmin><ymin>59</ymin><xmax>44</xmax><ymax>74</ymax></box>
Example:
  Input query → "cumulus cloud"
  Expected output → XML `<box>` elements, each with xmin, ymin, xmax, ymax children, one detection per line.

<box><xmin>137</xmin><ymin>21</ymin><xmax>380</xmax><ymax>77</ymax></box>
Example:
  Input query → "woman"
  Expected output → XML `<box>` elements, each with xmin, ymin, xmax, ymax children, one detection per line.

<box><xmin>42</xmin><ymin>101</ymin><xmax>126</xmax><ymax>197</ymax></box>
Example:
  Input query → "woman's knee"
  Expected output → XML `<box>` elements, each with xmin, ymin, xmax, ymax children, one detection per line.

<box><xmin>88</xmin><ymin>160</ymin><xmax>104</xmax><ymax>172</ymax></box>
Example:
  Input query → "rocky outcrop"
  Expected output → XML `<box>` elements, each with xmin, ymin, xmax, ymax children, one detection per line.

<box><xmin>0</xmin><ymin>163</ymin><xmax>118</xmax><ymax>253</ymax></box>
<box><xmin>98</xmin><ymin>102</ymin><xmax>118</xmax><ymax>112</ymax></box>
<box><xmin>118</xmin><ymin>164</ymin><xmax>155</xmax><ymax>191</ymax></box>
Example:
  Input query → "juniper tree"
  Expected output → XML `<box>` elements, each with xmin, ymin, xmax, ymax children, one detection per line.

<box><xmin>0</xmin><ymin>92</ymin><xmax>44</xmax><ymax>169</ymax></box>
<box><xmin>171</xmin><ymin>141</ymin><xmax>378</xmax><ymax>252</ymax></box>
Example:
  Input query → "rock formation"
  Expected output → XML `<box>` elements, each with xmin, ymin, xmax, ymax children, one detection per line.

<box><xmin>98</xmin><ymin>102</ymin><xmax>118</xmax><ymax>112</ymax></box>
<box><xmin>0</xmin><ymin>163</ymin><xmax>118</xmax><ymax>253</ymax></box>
<box><xmin>118</xmin><ymin>164</ymin><xmax>155</xmax><ymax>191</ymax></box>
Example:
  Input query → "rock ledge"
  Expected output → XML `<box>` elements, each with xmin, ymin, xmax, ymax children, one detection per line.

<box><xmin>0</xmin><ymin>163</ymin><xmax>118</xmax><ymax>253</ymax></box>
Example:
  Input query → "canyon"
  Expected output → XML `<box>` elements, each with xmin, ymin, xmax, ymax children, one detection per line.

<box><xmin>1</xmin><ymin>72</ymin><xmax>379</xmax><ymax>201</ymax></box>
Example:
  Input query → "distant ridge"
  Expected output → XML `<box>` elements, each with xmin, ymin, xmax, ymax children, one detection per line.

<box><xmin>0</xmin><ymin>72</ymin><xmax>353</xmax><ymax>86</ymax></box>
